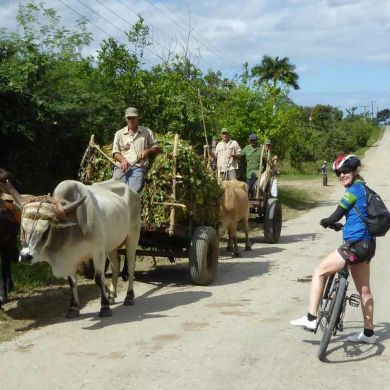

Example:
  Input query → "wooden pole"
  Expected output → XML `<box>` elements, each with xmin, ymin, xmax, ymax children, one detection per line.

<box><xmin>168</xmin><ymin>134</ymin><xmax>180</xmax><ymax>236</ymax></box>
<box><xmin>197</xmin><ymin>88</ymin><xmax>209</xmax><ymax>146</ymax></box>
<box><xmin>198</xmin><ymin>88</ymin><xmax>214</xmax><ymax>170</ymax></box>
<box><xmin>256</xmin><ymin>145</ymin><xmax>265</xmax><ymax>198</ymax></box>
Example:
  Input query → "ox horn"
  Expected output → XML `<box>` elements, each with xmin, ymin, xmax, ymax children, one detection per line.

<box><xmin>6</xmin><ymin>179</ymin><xmax>24</xmax><ymax>208</ymax></box>
<box><xmin>62</xmin><ymin>195</ymin><xmax>86</xmax><ymax>214</ymax></box>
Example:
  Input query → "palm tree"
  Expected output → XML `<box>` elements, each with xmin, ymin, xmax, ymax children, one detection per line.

<box><xmin>251</xmin><ymin>55</ymin><xmax>300</xmax><ymax>91</ymax></box>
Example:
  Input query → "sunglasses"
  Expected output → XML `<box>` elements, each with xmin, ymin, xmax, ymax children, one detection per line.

<box><xmin>336</xmin><ymin>168</ymin><xmax>352</xmax><ymax>177</ymax></box>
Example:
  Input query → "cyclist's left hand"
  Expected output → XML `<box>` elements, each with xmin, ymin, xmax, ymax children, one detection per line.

<box><xmin>320</xmin><ymin>217</ymin><xmax>332</xmax><ymax>228</ymax></box>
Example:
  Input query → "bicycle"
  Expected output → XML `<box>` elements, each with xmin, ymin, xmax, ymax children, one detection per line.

<box><xmin>313</xmin><ymin>223</ymin><xmax>361</xmax><ymax>361</ymax></box>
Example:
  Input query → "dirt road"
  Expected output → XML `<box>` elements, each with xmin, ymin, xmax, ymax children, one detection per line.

<box><xmin>1</xmin><ymin>128</ymin><xmax>390</xmax><ymax>390</ymax></box>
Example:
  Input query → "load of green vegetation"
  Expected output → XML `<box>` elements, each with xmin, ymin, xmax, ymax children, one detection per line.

<box><xmin>79</xmin><ymin>133</ymin><xmax>222</xmax><ymax>229</ymax></box>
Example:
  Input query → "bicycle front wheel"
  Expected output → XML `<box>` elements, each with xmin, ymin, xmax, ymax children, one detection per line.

<box><xmin>318</xmin><ymin>277</ymin><xmax>347</xmax><ymax>361</ymax></box>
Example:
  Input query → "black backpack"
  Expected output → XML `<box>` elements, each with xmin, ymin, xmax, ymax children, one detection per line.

<box><xmin>354</xmin><ymin>185</ymin><xmax>390</xmax><ymax>237</ymax></box>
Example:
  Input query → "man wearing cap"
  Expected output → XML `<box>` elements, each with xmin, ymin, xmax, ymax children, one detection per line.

<box><xmin>207</xmin><ymin>129</ymin><xmax>241</xmax><ymax>180</ymax></box>
<box><xmin>112</xmin><ymin>107</ymin><xmax>161</xmax><ymax>193</ymax></box>
<box><xmin>321</xmin><ymin>160</ymin><xmax>328</xmax><ymax>186</ymax></box>
<box><xmin>241</xmin><ymin>136</ymin><xmax>272</xmax><ymax>197</ymax></box>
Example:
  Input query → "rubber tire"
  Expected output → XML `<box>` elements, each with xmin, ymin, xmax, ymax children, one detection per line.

<box><xmin>318</xmin><ymin>277</ymin><xmax>347</xmax><ymax>361</ymax></box>
<box><xmin>264</xmin><ymin>198</ymin><xmax>282</xmax><ymax>243</ymax></box>
<box><xmin>189</xmin><ymin>226</ymin><xmax>219</xmax><ymax>285</ymax></box>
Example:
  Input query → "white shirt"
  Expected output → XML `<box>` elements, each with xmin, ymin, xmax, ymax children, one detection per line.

<box><xmin>215</xmin><ymin>140</ymin><xmax>241</xmax><ymax>171</ymax></box>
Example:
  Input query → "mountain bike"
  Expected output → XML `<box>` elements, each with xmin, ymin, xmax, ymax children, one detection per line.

<box><xmin>314</xmin><ymin>223</ymin><xmax>361</xmax><ymax>361</ymax></box>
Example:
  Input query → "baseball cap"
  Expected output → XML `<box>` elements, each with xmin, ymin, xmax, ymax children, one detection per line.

<box><xmin>249</xmin><ymin>133</ymin><xmax>258</xmax><ymax>141</ymax></box>
<box><xmin>264</xmin><ymin>139</ymin><xmax>271</xmax><ymax>145</ymax></box>
<box><xmin>220</xmin><ymin>128</ymin><xmax>229</xmax><ymax>134</ymax></box>
<box><xmin>125</xmin><ymin>107</ymin><xmax>138</xmax><ymax>117</ymax></box>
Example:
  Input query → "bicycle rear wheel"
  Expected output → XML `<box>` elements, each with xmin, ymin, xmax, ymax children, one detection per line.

<box><xmin>318</xmin><ymin>277</ymin><xmax>347</xmax><ymax>361</ymax></box>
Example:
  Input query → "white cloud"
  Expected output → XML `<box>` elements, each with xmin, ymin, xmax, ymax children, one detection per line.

<box><xmin>1</xmin><ymin>0</ymin><xmax>390</xmax><ymax>107</ymax></box>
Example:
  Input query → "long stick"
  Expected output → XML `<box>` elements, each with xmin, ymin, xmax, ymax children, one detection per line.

<box><xmin>89</xmin><ymin>137</ymin><xmax>137</xmax><ymax>180</ymax></box>
<box><xmin>89</xmin><ymin>138</ymin><xmax>119</xmax><ymax>167</ymax></box>
<box><xmin>197</xmin><ymin>88</ymin><xmax>209</xmax><ymax>146</ymax></box>
<box><xmin>168</xmin><ymin>134</ymin><xmax>180</xmax><ymax>236</ymax></box>
<box><xmin>256</xmin><ymin>145</ymin><xmax>265</xmax><ymax>198</ymax></box>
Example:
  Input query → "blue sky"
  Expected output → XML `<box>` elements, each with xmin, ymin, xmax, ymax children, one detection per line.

<box><xmin>1</xmin><ymin>0</ymin><xmax>390</xmax><ymax>115</ymax></box>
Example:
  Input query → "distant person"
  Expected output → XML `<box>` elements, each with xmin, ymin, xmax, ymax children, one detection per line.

<box><xmin>241</xmin><ymin>136</ymin><xmax>274</xmax><ymax>197</ymax></box>
<box><xmin>206</xmin><ymin>128</ymin><xmax>241</xmax><ymax>180</ymax></box>
<box><xmin>241</xmin><ymin>134</ymin><xmax>262</xmax><ymax>197</ymax></box>
<box><xmin>112</xmin><ymin>107</ymin><xmax>161</xmax><ymax>193</ymax></box>
<box><xmin>321</xmin><ymin>160</ymin><xmax>328</xmax><ymax>186</ymax></box>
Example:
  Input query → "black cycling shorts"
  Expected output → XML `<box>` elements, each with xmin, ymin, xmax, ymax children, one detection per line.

<box><xmin>338</xmin><ymin>239</ymin><xmax>376</xmax><ymax>265</ymax></box>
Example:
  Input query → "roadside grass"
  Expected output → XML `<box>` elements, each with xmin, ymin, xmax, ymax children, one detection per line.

<box><xmin>11</xmin><ymin>262</ymin><xmax>66</xmax><ymax>294</ymax></box>
<box><xmin>278</xmin><ymin>184</ymin><xmax>322</xmax><ymax>221</ymax></box>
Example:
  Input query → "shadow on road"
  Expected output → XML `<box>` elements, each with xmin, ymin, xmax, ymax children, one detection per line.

<box><xmin>83</xmin><ymin>289</ymin><xmax>212</xmax><ymax>330</ymax></box>
<box><xmin>277</xmin><ymin>233</ymin><xmax>320</xmax><ymax>244</ymax></box>
<box><xmin>2</xmin><ymin>282</ymin><xmax>99</xmax><ymax>333</ymax></box>
<box><xmin>302</xmin><ymin>321</ymin><xmax>390</xmax><ymax>363</ymax></box>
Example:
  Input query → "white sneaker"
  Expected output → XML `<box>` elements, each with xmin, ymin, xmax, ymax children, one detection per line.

<box><xmin>346</xmin><ymin>332</ymin><xmax>378</xmax><ymax>344</ymax></box>
<box><xmin>290</xmin><ymin>315</ymin><xmax>316</xmax><ymax>330</ymax></box>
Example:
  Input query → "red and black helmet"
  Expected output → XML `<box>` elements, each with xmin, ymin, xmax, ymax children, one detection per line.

<box><xmin>333</xmin><ymin>154</ymin><xmax>361</xmax><ymax>173</ymax></box>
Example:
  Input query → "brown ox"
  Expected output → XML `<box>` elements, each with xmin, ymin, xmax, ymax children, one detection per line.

<box><xmin>0</xmin><ymin>169</ymin><xmax>20</xmax><ymax>306</ymax></box>
<box><xmin>220</xmin><ymin>180</ymin><xmax>251</xmax><ymax>257</ymax></box>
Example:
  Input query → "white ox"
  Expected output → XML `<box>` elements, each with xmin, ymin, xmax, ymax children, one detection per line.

<box><xmin>7</xmin><ymin>179</ymin><xmax>141</xmax><ymax>318</ymax></box>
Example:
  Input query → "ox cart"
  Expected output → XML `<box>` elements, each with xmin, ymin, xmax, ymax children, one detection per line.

<box><xmin>79</xmin><ymin>134</ymin><xmax>219</xmax><ymax>285</ymax></box>
<box><xmin>248</xmin><ymin>148</ymin><xmax>282</xmax><ymax>244</ymax></box>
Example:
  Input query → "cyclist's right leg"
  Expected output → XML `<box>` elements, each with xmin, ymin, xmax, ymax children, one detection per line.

<box><xmin>291</xmin><ymin>249</ymin><xmax>345</xmax><ymax>329</ymax></box>
<box><xmin>309</xmin><ymin>250</ymin><xmax>345</xmax><ymax>316</ymax></box>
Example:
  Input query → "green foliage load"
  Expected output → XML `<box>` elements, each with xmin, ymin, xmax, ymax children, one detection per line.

<box><xmin>79</xmin><ymin>134</ymin><xmax>222</xmax><ymax>229</ymax></box>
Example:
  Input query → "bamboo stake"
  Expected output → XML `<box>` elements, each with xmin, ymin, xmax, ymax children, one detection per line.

<box><xmin>198</xmin><ymin>88</ymin><xmax>213</xmax><ymax>169</ymax></box>
<box><xmin>256</xmin><ymin>145</ymin><xmax>265</xmax><ymax>198</ymax></box>
<box><xmin>168</xmin><ymin>134</ymin><xmax>180</xmax><ymax>236</ymax></box>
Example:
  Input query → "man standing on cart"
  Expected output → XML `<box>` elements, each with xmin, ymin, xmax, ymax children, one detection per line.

<box><xmin>112</xmin><ymin>107</ymin><xmax>161</xmax><ymax>193</ymax></box>
<box><xmin>206</xmin><ymin>128</ymin><xmax>241</xmax><ymax>180</ymax></box>
<box><xmin>241</xmin><ymin>136</ymin><xmax>271</xmax><ymax>198</ymax></box>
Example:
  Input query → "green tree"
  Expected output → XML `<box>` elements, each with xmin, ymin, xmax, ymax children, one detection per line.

<box><xmin>376</xmin><ymin>109</ymin><xmax>390</xmax><ymax>124</ymax></box>
<box><xmin>251</xmin><ymin>55</ymin><xmax>300</xmax><ymax>93</ymax></box>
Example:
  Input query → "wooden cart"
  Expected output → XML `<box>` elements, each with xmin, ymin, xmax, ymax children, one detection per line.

<box><xmin>79</xmin><ymin>134</ymin><xmax>219</xmax><ymax>285</ymax></box>
<box><xmin>248</xmin><ymin>148</ymin><xmax>282</xmax><ymax>243</ymax></box>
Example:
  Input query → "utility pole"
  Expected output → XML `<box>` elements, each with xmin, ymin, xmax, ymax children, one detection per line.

<box><xmin>359</xmin><ymin>105</ymin><xmax>369</xmax><ymax>122</ymax></box>
<box><xmin>369</xmin><ymin>100</ymin><xmax>376</xmax><ymax>119</ymax></box>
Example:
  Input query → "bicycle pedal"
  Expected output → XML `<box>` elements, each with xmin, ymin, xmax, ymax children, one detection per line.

<box><xmin>348</xmin><ymin>293</ymin><xmax>360</xmax><ymax>307</ymax></box>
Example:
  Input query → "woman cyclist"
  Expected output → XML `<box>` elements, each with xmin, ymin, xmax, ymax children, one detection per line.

<box><xmin>290</xmin><ymin>154</ymin><xmax>377</xmax><ymax>344</ymax></box>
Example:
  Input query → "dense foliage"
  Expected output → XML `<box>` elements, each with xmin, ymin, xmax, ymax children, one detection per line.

<box><xmin>79</xmin><ymin>134</ymin><xmax>222</xmax><ymax>228</ymax></box>
<box><xmin>0</xmin><ymin>1</ymin><xmax>383</xmax><ymax>193</ymax></box>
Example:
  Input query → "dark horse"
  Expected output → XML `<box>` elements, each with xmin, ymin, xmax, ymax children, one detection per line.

<box><xmin>0</xmin><ymin>169</ymin><xmax>20</xmax><ymax>307</ymax></box>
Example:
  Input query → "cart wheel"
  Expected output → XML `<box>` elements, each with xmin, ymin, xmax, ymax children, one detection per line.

<box><xmin>189</xmin><ymin>226</ymin><xmax>219</xmax><ymax>285</ymax></box>
<box><xmin>264</xmin><ymin>198</ymin><xmax>282</xmax><ymax>243</ymax></box>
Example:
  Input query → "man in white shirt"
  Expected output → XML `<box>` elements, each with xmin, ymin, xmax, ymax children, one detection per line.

<box><xmin>207</xmin><ymin>128</ymin><xmax>241</xmax><ymax>180</ymax></box>
<box><xmin>112</xmin><ymin>107</ymin><xmax>161</xmax><ymax>192</ymax></box>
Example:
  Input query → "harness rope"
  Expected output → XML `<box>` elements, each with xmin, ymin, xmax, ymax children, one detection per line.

<box><xmin>20</xmin><ymin>195</ymin><xmax>69</xmax><ymax>247</ymax></box>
